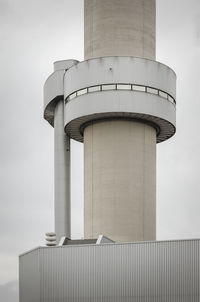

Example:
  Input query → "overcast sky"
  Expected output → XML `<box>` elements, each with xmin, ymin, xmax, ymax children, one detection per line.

<box><xmin>0</xmin><ymin>0</ymin><xmax>200</xmax><ymax>301</ymax></box>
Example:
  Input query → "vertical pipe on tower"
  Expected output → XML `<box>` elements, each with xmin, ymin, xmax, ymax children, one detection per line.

<box><xmin>48</xmin><ymin>59</ymin><xmax>78</xmax><ymax>243</ymax></box>
<box><xmin>54</xmin><ymin>100</ymin><xmax>71</xmax><ymax>243</ymax></box>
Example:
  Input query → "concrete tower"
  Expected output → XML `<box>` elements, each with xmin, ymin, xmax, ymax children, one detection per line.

<box><xmin>84</xmin><ymin>0</ymin><xmax>156</xmax><ymax>243</ymax></box>
<box><xmin>20</xmin><ymin>3</ymin><xmax>200</xmax><ymax>302</ymax></box>
<box><xmin>44</xmin><ymin>0</ymin><xmax>176</xmax><ymax>243</ymax></box>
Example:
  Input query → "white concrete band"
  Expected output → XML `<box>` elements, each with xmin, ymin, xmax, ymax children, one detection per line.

<box><xmin>64</xmin><ymin>56</ymin><xmax>176</xmax><ymax>143</ymax></box>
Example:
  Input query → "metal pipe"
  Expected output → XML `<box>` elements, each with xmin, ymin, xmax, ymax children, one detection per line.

<box><xmin>54</xmin><ymin>100</ymin><xmax>70</xmax><ymax>243</ymax></box>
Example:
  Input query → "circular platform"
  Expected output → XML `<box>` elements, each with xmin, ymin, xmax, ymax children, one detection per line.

<box><xmin>64</xmin><ymin>56</ymin><xmax>176</xmax><ymax>143</ymax></box>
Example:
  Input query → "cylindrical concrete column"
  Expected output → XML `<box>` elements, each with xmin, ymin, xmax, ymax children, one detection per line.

<box><xmin>84</xmin><ymin>120</ymin><xmax>156</xmax><ymax>242</ymax></box>
<box><xmin>54</xmin><ymin>100</ymin><xmax>70</xmax><ymax>242</ymax></box>
<box><xmin>84</xmin><ymin>0</ymin><xmax>156</xmax><ymax>60</ymax></box>
<box><xmin>84</xmin><ymin>0</ymin><xmax>157</xmax><ymax>242</ymax></box>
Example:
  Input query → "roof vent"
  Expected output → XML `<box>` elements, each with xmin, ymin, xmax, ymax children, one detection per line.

<box><xmin>45</xmin><ymin>232</ymin><xmax>56</xmax><ymax>246</ymax></box>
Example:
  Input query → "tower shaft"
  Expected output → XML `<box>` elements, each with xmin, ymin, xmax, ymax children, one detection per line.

<box><xmin>84</xmin><ymin>0</ymin><xmax>156</xmax><ymax>60</ymax></box>
<box><xmin>84</xmin><ymin>0</ymin><xmax>156</xmax><ymax>242</ymax></box>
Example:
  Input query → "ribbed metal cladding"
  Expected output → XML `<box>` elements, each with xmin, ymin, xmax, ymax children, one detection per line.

<box><xmin>19</xmin><ymin>239</ymin><xmax>200</xmax><ymax>302</ymax></box>
<box><xmin>19</xmin><ymin>248</ymin><xmax>40</xmax><ymax>302</ymax></box>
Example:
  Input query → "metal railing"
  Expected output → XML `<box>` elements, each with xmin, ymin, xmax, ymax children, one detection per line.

<box><xmin>65</xmin><ymin>83</ymin><xmax>176</xmax><ymax>105</ymax></box>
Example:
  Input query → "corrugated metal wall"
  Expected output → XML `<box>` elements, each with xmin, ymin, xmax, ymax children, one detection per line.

<box><xmin>19</xmin><ymin>239</ymin><xmax>200</xmax><ymax>302</ymax></box>
<box><xmin>19</xmin><ymin>248</ymin><xmax>40</xmax><ymax>302</ymax></box>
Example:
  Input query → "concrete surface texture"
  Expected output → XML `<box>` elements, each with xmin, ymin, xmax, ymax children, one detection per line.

<box><xmin>83</xmin><ymin>0</ymin><xmax>157</xmax><ymax>242</ymax></box>
<box><xmin>84</xmin><ymin>0</ymin><xmax>156</xmax><ymax>60</ymax></box>
<box><xmin>54</xmin><ymin>100</ymin><xmax>71</xmax><ymax>242</ymax></box>
<box><xmin>84</xmin><ymin>120</ymin><xmax>156</xmax><ymax>242</ymax></box>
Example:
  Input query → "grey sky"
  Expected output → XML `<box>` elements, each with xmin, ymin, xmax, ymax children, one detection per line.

<box><xmin>0</xmin><ymin>0</ymin><xmax>200</xmax><ymax>301</ymax></box>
